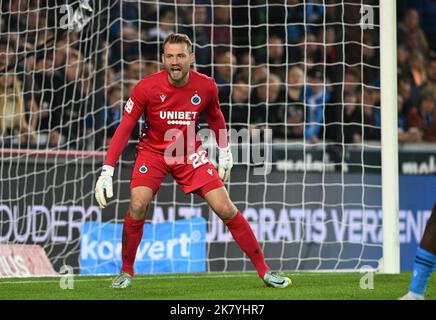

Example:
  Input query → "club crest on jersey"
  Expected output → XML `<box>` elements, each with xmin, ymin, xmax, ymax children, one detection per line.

<box><xmin>191</xmin><ymin>92</ymin><xmax>201</xmax><ymax>106</ymax></box>
<box><xmin>139</xmin><ymin>165</ymin><xmax>148</xmax><ymax>174</ymax></box>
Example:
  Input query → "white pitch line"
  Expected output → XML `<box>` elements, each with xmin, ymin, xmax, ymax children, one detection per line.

<box><xmin>0</xmin><ymin>273</ymin><xmax>255</xmax><ymax>285</ymax></box>
<box><xmin>0</xmin><ymin>271</ymin><xmax>346</xmax><ymax>285</ymax></box>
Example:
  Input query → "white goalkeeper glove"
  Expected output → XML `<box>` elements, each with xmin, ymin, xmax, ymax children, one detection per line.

<box><xmin>218</xmin><ymin>145</ymin><xmax>233</xmax><ymax>182</ymax></box>
<box><xmin>95</xmin><ymin>165</ymin><xmax>114</xmax><ymax>208</ymax></box>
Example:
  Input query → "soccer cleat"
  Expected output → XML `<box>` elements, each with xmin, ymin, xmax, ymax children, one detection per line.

<box><xmin>399</xmin><ymin>292</ymin><xmax>424</xmax><ymax>300</ymax></box>
<box><xmin>263</xmin><ymin>271</ymin><xmax>292</xmax><ymax>288</ymax></box>
<box><xmin>111</xmin><ymin>272</ymin><xmax>132</xmax><ymax>289</ymax></box>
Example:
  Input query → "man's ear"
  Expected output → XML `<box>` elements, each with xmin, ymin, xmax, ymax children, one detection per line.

<box><xmin>190</xmin><ymin>52</ymin><xmax>195</xmax><ymax>65</ymax></box>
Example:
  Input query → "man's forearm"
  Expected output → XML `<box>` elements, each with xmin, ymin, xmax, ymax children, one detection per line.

<box><xmin>104</xmin><ymin>118</ymin><xmax>137</xmax><ymax>167</ymax></box>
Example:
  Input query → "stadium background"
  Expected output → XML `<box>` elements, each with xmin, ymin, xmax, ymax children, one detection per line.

<box><xmin>1</xmin><ymin>0</ymin><xmax>436</xmax><ymax>277</ymax></box>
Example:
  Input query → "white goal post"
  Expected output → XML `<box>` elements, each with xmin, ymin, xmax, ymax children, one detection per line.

<box><xmin>380</xmin><ymin>0</ymin><xmax>400</xmax><ymax>274</ymax></box>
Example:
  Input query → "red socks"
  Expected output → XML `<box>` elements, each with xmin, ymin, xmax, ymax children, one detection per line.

<box><xmin>121</xmin><ymin>212</ymin><xmax>145</xmax><ymax>277</ymax></box>
<box><xmin>120</xmin><ymin>210</ymin><xmax>268</xmax><ymax>278</ymax></box>
<box><xmin>224</xmin><ymin>211</ymin><xmax>270</xmax><ymax>278</ymax></box>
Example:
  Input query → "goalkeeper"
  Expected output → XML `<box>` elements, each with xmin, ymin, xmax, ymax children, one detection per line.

<box><xmin>401</xmin><ymin>202</ymin><xmax>436</xmax><ymax>300</ymax></box>
<box><xmin>94</xmin><ymin>33</ymin><xmax>291</xmax><ymax>289</ymax></box>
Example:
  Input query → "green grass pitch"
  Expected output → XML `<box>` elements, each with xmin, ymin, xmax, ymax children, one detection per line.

<box><xmin>0</xmin><ymin>272</ymin><xmax>434</xmax><ymax>300</ymax></box>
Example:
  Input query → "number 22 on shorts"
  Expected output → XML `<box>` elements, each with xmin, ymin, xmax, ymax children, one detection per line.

<box><xmin>189</xmin><ymin>150</ymin><xmax>209</xmax><ymax>168</ymax></box>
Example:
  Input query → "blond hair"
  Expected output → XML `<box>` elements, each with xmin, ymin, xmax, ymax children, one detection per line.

<box><xmin>163</xmin><ymin>33</ymin><xmax>193</xmax><ymax>53</ymax></box>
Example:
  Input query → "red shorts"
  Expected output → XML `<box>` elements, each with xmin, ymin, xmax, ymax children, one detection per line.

<box><xmin>130</xmin><ymin>148</ymin><xmax>224</xmax><ymax>198</ymax></box>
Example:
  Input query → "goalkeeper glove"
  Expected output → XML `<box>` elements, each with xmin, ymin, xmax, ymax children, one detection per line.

<box><xmin>218</xmin><ymin>145</ymin><xmax>233</xmax><ymax>182</ymax></box>
<box><xmin>95</xmin><ymin>165</ymin><xmax>114</xmax><ymax>208</ymax></box>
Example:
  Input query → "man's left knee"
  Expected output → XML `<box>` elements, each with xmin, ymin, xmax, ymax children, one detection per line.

<box><xmin>215</xmin><ymin>202</ymin><xmax>237</xmax><ymax>221</ymax></box>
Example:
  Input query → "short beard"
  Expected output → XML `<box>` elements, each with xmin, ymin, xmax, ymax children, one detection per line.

<box><xmin>168</xmin><ymin>69</ymin><xmax>189</xmax><ymax>85</ymax></box>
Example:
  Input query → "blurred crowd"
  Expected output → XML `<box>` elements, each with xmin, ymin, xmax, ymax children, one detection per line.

<box><xmin>0</xmin><ymin>0</ymin><xmax>435</xmax><ymax>151</ymax></box>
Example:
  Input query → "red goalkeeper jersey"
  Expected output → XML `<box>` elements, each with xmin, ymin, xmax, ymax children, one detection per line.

<box><xmin>105</xmin><ymin>70</ymin><xmax>228</xmax><ymax>167</ymax></box>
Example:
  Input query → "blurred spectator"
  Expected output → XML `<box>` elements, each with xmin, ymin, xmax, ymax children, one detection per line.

<box><xmin>213</xmin><ymin>50</ymin><xmax>236</xmax><ymax>104</ymax></box>
<box><xmin>343</xmin><ymin>68</ymin><xmax>361</xmax><ymax>95</ymax></box>
<box><xmin>323</xmin><ymin>25</ymin><xmax>343</xmax><ymax>84</ymax></box>
<box><xmin>324</xmin><ymin>1</ymin><xmax>340</xmax><ymax>23</ymax></box>
<box><xmin>222</xmin><ymin>75</ymin><xmax>250</xmax><ymax>132</ymax></box>
<box><xmin>209</xmin><ymin>0</ymin><xmax>231</xmax><ymax>50</ymax></box>
<box><xmin>423</xmin><ymin>54</ymin><xmax>436</xmax><ymax>93</ymax></box>
<box><xmin>145</xmin><ymin>6</ymin><xmax>176</xmax><ymax>59</ymax></box>
<box><xmin>236</xmin><ymin>51</ymin><xmax>255</xmax><ymax>82</ymax></box>
<box><xmin>148</xmin><ymin>6</ymin><xmax>175</xmax><ymax>41</ymax></box>
<box><xmin>342</xmin><ymin>1</ymin><xmax>369</xmax><ymax>65</ymax></box>
<box><xmin>15</xmin><ymin>41</ymin><xmax>39</xmax><ymax>136</ymax></box>
<box><xmin>398</xmin><ymin>9</ymin><xmax>429</xmax><ymax>53</ymax></box>
<box><xmin>305</xmin><ymin>67</ymin><xmax>330</xmax><ymax>143</ymax></box>
<box><xmin>404</xmin><ymin>30</ymin><xmax>429</xmax><ymax>55</ymax></box>
<box><xmin>54</xmin><ymin>49</ymin><xmax>90</xmax><ymax>149</ymax></box>
<box><xmin>80</xmin><ymin>61</ymin><xmax>93</xmax><ymax>96</ymax></box>
<box><xmin>231</xmin><ymin>0</ymin><xmax>264</xmax><ymax>58</ymax></box>
<box><xmin>269</xmin><ymin>0</ymin><xmax>324</xmax><ymax>43</ymax></box>
<box><xmin>0</xmin><ymin>74</ymin><xmax>36</xmax><ymax>146</ymax></box>
<box><xmin>266</xmin><ymin>35</ymin><xmax>286</xmax><ymax>81</ymax></box>
<box><xmin>251</xmin><ymin>65</ymin><xmax>268</xmax><ymax>86</ymax></box>
<box><xmin>362</xmin><ymin>32</ymin><xmax>380</xmax><ymax>87</ymax></box>
<box><xmin>32</xmin><ymin>50</ymin><xmax>64</xmax><ymax>147</ymax></box>
<box><xmin>0</xmin><ymin>38</ymin><xmax>38</xmax><ymax>147</ymax></box>
<box><xmin>409</xmin><ymin>50</ymin><xmax>426</xmax><ymax>87</ymax></box>
<box><xmin>267</xmin><ymin>0</ymin><xmax>292</xmax><ymax>41</ymax></box>
<box><xmin>398</xmin><ymin>93</ymin><xmax>421</xmax><ymax>143</ymax></box>
<box><xmin>342</xmin><ymin>91</ymin><xmax>362</xmax><ymax>144</ymax></box>
<box><xmin>119</xmin><ymin>57</ymin><xmax>160</xmax><ymax>97</ymax></box>
<box><xmin>109</xmin><ymin>23</ymin><xmax>140</xmax><ymax>72</ymax></box>
<box><xmin>105</xmin><ymin>67</ymin><xmax>117</xmax><ymax>89</ymax></box>
<box><xmin>2</xmin><ymin>1</ymin><xmax>27</xmax><ymax>33</ymax></box>
<box><xmin>1</xmin><ymin>0</ymin><xmax>434</xmax><ymax>151</ymax></box>
<box><xmin>397</xmin><ymin>45</ymin><xmax>411</xmax><ymax>79</ymax></box>
<box><xmin>143</xmin><ymin>58</ymin><xmax>161</xmax><ymax>77</ymax></box>
<box><xmin>104</xmin><ymin>85</ymin><xmax>123</xmax><ymax>141</ymax></box>
<box><xmin>109</xmin><ymin>0</ymin><xmax>139</xmax><ymax>42</ymax></box>
<box><xmin>250</xmin><ymin>72</ymin><xmax>287</xmax><ymax>139</ymax></box>
<box><xmin>137</xmin><ymin>2</ymin><xmax>158</xmax><ymax>34</ymax></box>
<box><xmin>123</xmin><ymin>58</ymin><xmax>146</xmax><ymax>94</ymax></box>
<box><xmin>294</xmin><ymin>32</ymin><xmax>321</xmax><ymax>66</ymax></box>
<box><xmin>407</xmin><ymin>1</ymin><xmax>436</xmax><ymax>49</ymax></box>
<box><xmin>54</xmin><ymin>36</ymin><xmax>69</xmax><ymax>69</ymax></box>
<box><xmin>398</xmin><ymin>74</ymin><xmax>414</xmax><ymax>116</ymax></box>
<box><xmin>87</xmin><ymin>83</ymin><xmax>129</xmax><ymax>149</ymax></box>
<box><xmin>53</xmin><ymin>34</ymin><xmax>80</xmax><ymax>69</ymax></box>
<box><xmin>407</xmin><ymin>88</ymin><xmax>436</xmax><ymax>142</ymax></box>
<box><xmin>181</xmin><ymin>6</ymin><xmax>211</xmax><ymax>74</ymax></box>
<box><xmin>27</xmin><ymin>4</ymin><xmax>49</xmax><ymax>45</ymax></box>
<box><xmin>362</xmin><ymin>88</ymin><xmax>381</xmax><ymax>141</ymax></box>
<box><xmin>410</xmin><ymin>54</ymin><xmax>436</xmax><ymax>107</ymax></box>
<box><xmin>286</xmin><ymin>66</ymin><xmax>305</xmax><ymax>139</ymax></box>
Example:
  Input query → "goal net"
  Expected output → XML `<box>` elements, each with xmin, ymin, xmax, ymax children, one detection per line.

<box><xmin>0</xmin><ymin>0</ymin><xmax>388</xmax><ymax>276</ymax></box>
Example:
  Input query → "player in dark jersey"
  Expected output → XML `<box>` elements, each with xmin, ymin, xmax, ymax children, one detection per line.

<box><xmin>95</xmin><ymin>33</ymin><xmax>291</xmax><ymax>289</ymax></box>
<box><xmin>400</xmin><ymin>202</ymin><xmax>436</xmax><ymax>300</ymax></box>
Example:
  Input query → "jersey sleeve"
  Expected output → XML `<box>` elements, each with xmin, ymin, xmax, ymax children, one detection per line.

<box><xmin>205</xmin><ymin>79</ymin><xmax>229</xmax><ymax>148</ymax></box>
<box><xmin>104</xmin><ymin>82</ymin><xmax>147</xmax><ymax>167</ymax></box>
